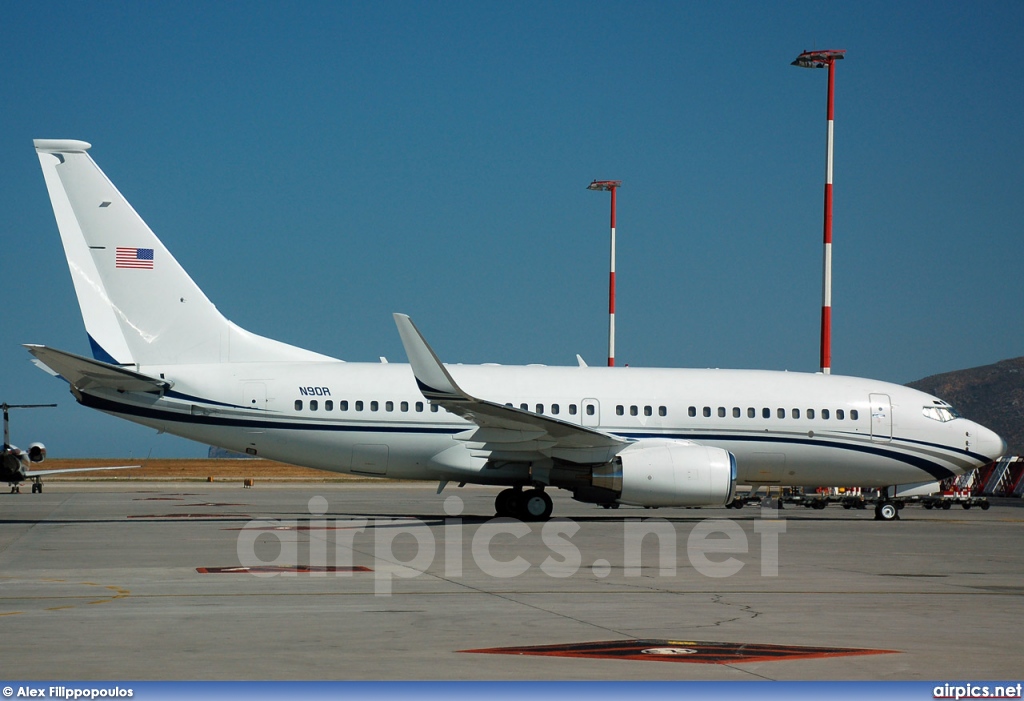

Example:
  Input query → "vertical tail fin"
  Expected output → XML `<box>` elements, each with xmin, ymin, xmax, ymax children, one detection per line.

<box><xmin>34</xmin><ymin>140</ymin><xmax>334</xmax><ymax>365</ymax></box>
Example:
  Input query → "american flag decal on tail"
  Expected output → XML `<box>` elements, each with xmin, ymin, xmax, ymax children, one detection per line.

<box><xmin>115</xmin><ymin>247</ymin><xmax>154</xmax><ymax>269</ymax></box>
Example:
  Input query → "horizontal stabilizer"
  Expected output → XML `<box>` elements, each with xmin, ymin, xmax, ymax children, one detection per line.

<box><xmin>24</xmin><ymin>345</ymin><xmax>171</xmax><ymax>393</ymax></box>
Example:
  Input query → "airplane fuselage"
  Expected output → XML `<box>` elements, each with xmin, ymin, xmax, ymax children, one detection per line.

<box><xmin>77</xmin><ymin>359</ymin><xmax>996</xmax><ymax>490</ymax></box>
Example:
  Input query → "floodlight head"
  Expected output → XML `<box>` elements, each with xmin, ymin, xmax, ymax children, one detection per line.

<box><xmin>587</xmin><ymin>180</ymin><xmax>622</xmax><ymax>191</ymax></box>
<box><xmin>791</xmin><ymin>49</ymin><xmax>846</xmax><ymax>69</ymax></box>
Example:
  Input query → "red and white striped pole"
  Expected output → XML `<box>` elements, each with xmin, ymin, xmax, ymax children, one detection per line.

<box><xmin>793</xmin><ymin>49</ymin><xmax>845</xmax><ymax>375</ymax></box>
<box><xmin>588</xmin><ymin>180</ymin><xmax>622</xmax><ymax>366</ymax></box>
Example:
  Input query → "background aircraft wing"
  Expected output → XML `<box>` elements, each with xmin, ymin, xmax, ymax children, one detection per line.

<box><xmin>394</xmin><ymin>314</ymin><xmax>626</xmax><ymax>463</ymax></box>
<box><xmin>26</xmin><ymin>465</ymin><xmax>142</xmax><ymax>478</ymax></box>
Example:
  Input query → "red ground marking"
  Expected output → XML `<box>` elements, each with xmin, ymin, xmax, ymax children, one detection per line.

<box><xmin>196</xmin><ymin>566</ymin><xmax>372</xmax><ymax>574</ymax></box>
<box><xmin>460</xmin><ymin>639</ymin><xmax>898</xmax><ymax>664</ymax></box>
<box><xmin>176</xmin><ymin>503</ymin><xmax>247</xmax><ymax>507</ymax></box>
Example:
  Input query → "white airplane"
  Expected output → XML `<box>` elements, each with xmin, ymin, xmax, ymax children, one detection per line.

<box><xmin>1</xmin><ymin>402</ymin><xmax>139</xmax><ymax>492</ymax></box>
<box><xmin>28</xmin><ymin>139</ymin><xmax>1006</xmax><ymax>521</ymax></box>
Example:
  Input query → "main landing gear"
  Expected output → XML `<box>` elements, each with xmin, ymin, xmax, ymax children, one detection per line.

<box><xmin>494</xmin><ymin>486</ymin><xmax>553</xmax><ymax>521</ymax></box>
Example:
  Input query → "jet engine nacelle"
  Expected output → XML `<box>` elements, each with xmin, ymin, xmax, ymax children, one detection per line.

<box><xmin>27</xmin><ymin>443</ymin><xmax>46</xmax><ymax>463</ymax></box>
<box><xmin>593</xmin><ymin>440</ymin><xmax>736</xmax><ymax>507</ymax></box>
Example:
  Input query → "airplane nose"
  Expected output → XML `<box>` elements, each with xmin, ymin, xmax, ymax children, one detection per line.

<box><xmin>974</xmin><ymin>424</ymin><xmax>1007</xmax><ymax>462</ymax></box>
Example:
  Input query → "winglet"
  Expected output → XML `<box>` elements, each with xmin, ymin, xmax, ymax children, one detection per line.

<box><xmin>393</xmin><ymin>314</ymin><xmax>467</xmax><ymax>402</ymax></box>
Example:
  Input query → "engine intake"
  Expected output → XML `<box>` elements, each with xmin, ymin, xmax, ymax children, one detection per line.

<box><xmin>591</xmin><ymin>440</ymin><xmax>736</xmax><ymax>507</ymax></box>
<box><xmin>27</xmin><ymin>442</ymin><xmax>46</xmax><ymax>463</ymax></box>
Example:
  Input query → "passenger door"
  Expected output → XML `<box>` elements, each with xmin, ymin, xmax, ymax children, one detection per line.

<box><xmin>870</xmin><ymin>394</ymin><xmax>892</xmax><ymax>442</ymax></box>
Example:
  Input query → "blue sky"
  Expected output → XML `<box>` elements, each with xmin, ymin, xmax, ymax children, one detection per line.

<box><xmin>2</xmin><ymin>2</ymin><xmax>1022</xmax><ymax>458</ymax></box>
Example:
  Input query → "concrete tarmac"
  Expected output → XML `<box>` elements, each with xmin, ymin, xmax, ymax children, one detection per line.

<box><xmin>1</xmin><ymin>482</ymin><xmax>1022</xmax><ymax>680</ymax></box>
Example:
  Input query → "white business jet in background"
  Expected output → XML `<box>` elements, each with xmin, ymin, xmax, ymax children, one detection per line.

<box><xmin>28</xmin><ymin>140</ymin><xmax>1006</xmax><ymax>521</ymax></box>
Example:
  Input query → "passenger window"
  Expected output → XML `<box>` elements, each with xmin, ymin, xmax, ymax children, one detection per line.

<box><xmin>703</xmin><ymin>406</ymin><xmax>711</xmax><ymax>418</ymax></box>
<box><xmin>340</xmin><ymin>400</ymin><xmax>349</xmax><ymax>411</ymax></box>
<box><xmin>762</xmin><ymin>407</ymin><xmax>771</xmax><ymax>419</ymax></box>
<box><xmin>747</xmin><ymin>407</ymin><xmax>755</xmax><ymax>418</ymax></box>
<box><xmin>688</xmin><ymin>406</ymin><xmax>697</xmax><ymax>417</ymax></box>
<box><xmin>294</xmin><ymin>400</ymin><xmax>303</xmax><ymax>411</ymax></box>
<box><xmin>355</xmin><ymin>401</ymin><xmax>364</xmax><ymax>412</ymax></box>
<box><xmin>586</xmin><ymin>405</ymin><xmax>595</xmax><ymax>416</ymax></box>
<box><xmin>552</xmin><ymin>404</ymin><xmax>560</xmax><ymax>415</ymax></box>
<box><xmin>310</xmin><ymin>400</ymin><xmax>318</xmax><ymax>411</ymax></box>
<box><xmin>569</xmin><ymin>404</ymin><xmax>578</xmax><ymax>415</ymax></box>
<box><xmin>777</xmin><ymin>408</ymin><xmax>785</xmax><ymax>419</ymax></box>
<box><xmin>431</xmin><ymin>404</ymin><xmax>439</xmax><ymax>413</ymax></box>
<box><xmin>416</xmin><ymin>402</ymin><xmax>424</xmax><ymax>412</ymax></box>
<box><xmin>386</xmin><ymin>401</ymin><xmax>394</xmax><ymax>412</ymax></box>
<box><xmin>616</xmin><ymin>405</ymin><xmax>625</xmax><ymax>416</ymax></box>
<box><xmin>659</xmin><ymin>406</ymin><xmax>667</xmax><ymax>417</ymax></box>
<box><xmin>520</xmin><ymin>403</ymin><xmax>529</xmax><ymax>411</ymax></box>
<box><xmin>370</xmin><ymin>401</ymin><xmax>379</xmax><ymax>412</ymax></box>
<box><xmin>630</xmin><ymin>405</ymin><xmax>639</xmax><ymax>416</ymax></box>
<box><xmin>807</xmin><ymin>408</ymin><xmax>815</xmax><ymax>419</ymax></box>
<box><xmin>325</xmin><ymin>400</ymin><xmax>333</xmax><ymax>411</ymax></box>
<box><xmin>718</xmin><ymin>407</ymin><xmax>725</xmax><ymax>418</ymax></box>
<box><xmin>792</xmin><ymin>408</ymin><xmax>800</xmax><ymax>419</ymax></box>
<box><xmin>733</xmin><ymin>407</ymin><xmax>740</xmax><ymax>418</ymax></box>
<box><xmin>645</xmin><ymin>406</ymin><xmax>653</xmax><ymax>417</ymax></box>
<box><xmin>851</xmin><ymin>409</ymin><xmax>859</xmax><ymax>421</ymax></box>
<box><xmin>536</xmin><ymin>404</ymin><xmax>544</xmax><ymax>414</ymax></box>
<box><xmin>401</xmin><ymin>401</ymin><xmax>409</xmax><ymax>412</ymax></box>
<box><xmin>837</xmin><ymin>409</ymin><xmax>845</xmax><ymax>420</ymax></box>
<box><xmin>822</xmin><ymin>409</ymin><xmax>830</xmax><ymax>420</ymax></box>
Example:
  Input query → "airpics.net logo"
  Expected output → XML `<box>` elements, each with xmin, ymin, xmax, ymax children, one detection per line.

<box><xmin>234</xmin><ymin>496</ymin><xmax>787</xmax><ymax>595</ymax></box>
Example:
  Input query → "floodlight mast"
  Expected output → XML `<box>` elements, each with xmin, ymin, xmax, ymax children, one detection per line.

<box><xmin>587</xmin><ymin>180</ymin><xmax>622</xmax><ymax>367</ymax></box>
<box><xmin>792</xmin><ymin>48</ymin><xmax>845</xmax><ymax>375</ymax></box>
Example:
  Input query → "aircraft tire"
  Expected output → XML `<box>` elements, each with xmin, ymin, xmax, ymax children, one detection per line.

<box><xmin>494</xmin><ymin>488</ymin><xmax>521</xmax><ymax>518</ymax></box>
<box><xmin>874</xmin><ymin>502</ymin><xmax>899</xmax><ymax>521</ymax></box>
<box><xmin>521</xmin><ymin>489</ymin><xmax>553</xmax><ymax>521</ymax></box>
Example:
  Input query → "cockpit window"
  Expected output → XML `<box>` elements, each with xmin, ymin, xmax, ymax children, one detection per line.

<box><xmin>922</xmin><ymin>405</ymin><xmax>961</xmax><ymax>422</ymax></box>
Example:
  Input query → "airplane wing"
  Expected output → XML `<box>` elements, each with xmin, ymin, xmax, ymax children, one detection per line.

<box><xmin>393</xmin><ymin>314</ymin><xmax>627</xmax><ymax>464</ymax></box>
<box><xmin>26</xmin><ymin>465</ymin><xmax>142</xmax><ymax>478</ymax></box>
<box><xmin>24</xmin><ymin>345</ymin><xmax>171</xmax><ymax>393</ymax></box>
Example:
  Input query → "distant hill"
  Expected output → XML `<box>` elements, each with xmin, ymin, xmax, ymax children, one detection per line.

<box><xmin>907</xmin><ymin>357</ymin><xmax>1024</xmax><ymax>456</ymax></box>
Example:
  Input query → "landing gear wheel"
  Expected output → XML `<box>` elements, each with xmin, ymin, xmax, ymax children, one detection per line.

<box><xmin>494</xmin><ymin>488</ymin><xmax>522</xmax><ymax>518</ymax></box>
<box><xmin>521</xmin><ymin>489</ymin><xmax>553</xmax><ymax>521</ymax></box>
<box><xmin>31</xmin><ymin>483</ymin><xmax>42</xmax><ymax>494</ymax></box>
<box><xmin>874</xmin><ymin>502</ymin><xmax>899</xmax><ymax>521</ymax></box>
